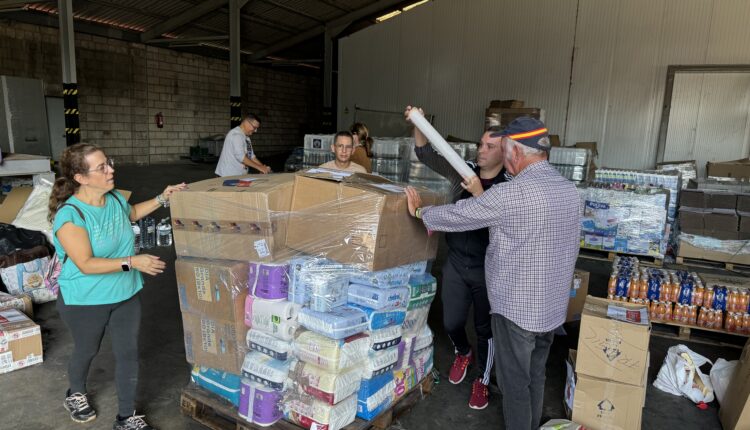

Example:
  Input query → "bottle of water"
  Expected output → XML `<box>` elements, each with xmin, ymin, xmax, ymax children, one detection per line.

<box><xmin>143</xmin><ymin>217</ymin><xmax>156</xmax><ymax>249</ymax></box>
<box><xmin>157</xmin><ymin>218</ymin><xmax>173</xmax><ymax>247</ymax></box>
<box><xmin>131</xmin><ymin>222</ymin><xmax>141</xmax><ymax>254</ymax></box>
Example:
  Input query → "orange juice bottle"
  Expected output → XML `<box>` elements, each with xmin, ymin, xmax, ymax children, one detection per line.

<box><xmin>608</xmin><ymin>273</ymin><xmax>617</xmax><ymax>297</ymax></box>
<box><xmin>704</xmin><ymin>287</ymin><xmax>715</xmax><ymax>310</ymax></box>
<box><xmin>698</xmin><ymin>307</ymin><xmax>708</xmax><ymax>327</ymax></box>
<box><xmin>664</xmin><ymin>302</ymin><xmax>673</xmax><ymax>321</ymax></box>
<box><xmin>743</xmin><ymin>314</ymin><xmax>750</xmax><ymax>334</ymax></box>
<box><xmin>706</xmin><ymin>310</ymin><xmax>716</xmax><ymax>329</ymax></box>
<box><xmin>726</xmin><ymin>313</ymin><xmax>737</xmax><ymax>332</ymax></box>
<box><xmin>688</xmin><ymin>306</ymin><xmax>698</xmax><ymax>325</ymax></box>
<box><xmin>694</xmin><ymin>285</ymin><xmax>704</xmax><ymax>307</ymax></box>
<box><xmin>740</xmin><ymin>291</ymin><xmax>749</xmax><ymax>313</ymax></box>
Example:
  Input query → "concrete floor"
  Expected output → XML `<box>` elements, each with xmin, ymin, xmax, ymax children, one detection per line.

<box><xmin>1</xmin><ymin>161</ymin><xmax>746</xmax><ymax>430</ymax></box>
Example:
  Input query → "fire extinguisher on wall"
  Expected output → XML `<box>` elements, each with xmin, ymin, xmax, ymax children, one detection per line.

<box><xmin>155</xmin><ymin>112</ymin><xmax>164</xmax><ymax>128</ymax></box>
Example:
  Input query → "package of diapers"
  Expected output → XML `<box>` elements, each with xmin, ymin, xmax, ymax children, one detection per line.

<box><xmin>357</xmin><ymin>372</ymin><xmax>395</xmax><ymax>420</ymax></box>
<box><xmin>393</xmin><ymin>366</ymin><xmax>417</xmax><ymax>399</ymax></box>
<box><xmin>367</xmin><ymin>325</ymin><xmax>402</xmax><ymax>351</ymax></box>
<box><xmin>246</xmin><ymin>329</ymin><xmax>293</xmax><ymax>361</ymax></box>
<box><xmin>238</xmin><ymin>379</ymin><xmax>283</xmax><ymax>427</ymax></box>
<box><xmin>290</xmin><ymin>361</ymin><xmax>362</xmax><ymax>405</ymax></box>
<box><xmin>348</xmin><ymin>263</ymin><xmax>413</xmax><ymax>289</ymax></box>
<box><xmin>347</xmin><ymin>303</ymin><xmax>406</xmax><ymax>331</ymax></box>
<box><xmin>410</xmin><ymin>346</ymin><xmax>434</xmax><ymax>382</ymax></box>
<box><xmin>402</xmin><ymin>305</ymin><xmax>431</xmax><ymax>337</ymax></box>
<box><xmin>288</xmin><ymin>257</ymin><xmax>351</xmax><ymax>306</ymax></box>
<box><xmin>297</xmin><ymin>306</ymin><xmax>368</xmax><ymax>339</ymax></box>
<box><xmin>362</xmin><ymin>347</ymin><xmax>399</xmax><ymax>379</ymax></box>
<box><xmin>413</xmin><ymin>325</ymin><xmax>433</xmax><ymax>353</ymax></box>
<box><xmin>241</xmin><ymin>351</ymin><xmax>294</xmax><ymax>390</ymax></box>
<box><xmin>293</xmin><ymin>330</ymin><xmax>369</xmax><ymax>372</ymax></box>
<box><xmin>285</xmin><ymin>392</ymin><xmax>357</xmax><ymax>430</ymax></box>
<box><xmin>395</xmin><ymin>336</ymin><xmax>415</xmax><ymax>370</ymax></box>
<box><xmin>244</xmin><ymin>296</ymin><xmax>300</xmax><ymax>341</ymax></box>
<box><xmin>309</xmin><ymin>279</ymin><xmax>349</xmax><ymax>313</ymax></box>
<box><xmin>406</xmin><ymin>273</ymin><xmax>437</xmax><ymax>306</ymax></box>
<box><xmin>190</xmin><ymin>366</ymin><xmax>242</xmax><ymax>407</ymax></box>
<box><xmin>347</xmin><ymin>283</ymin><xmax>409</xmax><ymax>310</ymax></box>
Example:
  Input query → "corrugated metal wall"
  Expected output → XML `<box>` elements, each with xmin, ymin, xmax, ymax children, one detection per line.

<box><xmin>338</xmin><ymin>0</ymin><xmax>750</xmax><ymax>169</ymax></box>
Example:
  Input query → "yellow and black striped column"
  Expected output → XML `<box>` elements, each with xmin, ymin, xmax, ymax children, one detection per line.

<box><xmin>230</xmin><ymin>96</ymin><xmax>242</xmax><ymax>128</ymax></box>
<box><xmin>63</xmin><ymin>83</ymin><xmax>80</xmax><ymax>146</ymax></box>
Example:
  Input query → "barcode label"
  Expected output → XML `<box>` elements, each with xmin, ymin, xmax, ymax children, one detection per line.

<box><xmin>254</xmin><ymin>240</ymin><xmax>270</xmax><ymax>258</ymax></box>
<box><xmin>0</xmin><ymin>351</ymin><xmax>13</xmax><ymax>370</ymax></box>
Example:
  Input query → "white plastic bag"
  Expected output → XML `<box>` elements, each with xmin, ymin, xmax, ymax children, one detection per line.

<box><xmin>12</xmin><ymin>179</ymin><xmax>54</xmax><ymax>243</ymax></box>
<box><xmin>653</xmin><ymin>344</ymin><xmax>714</xmax><ymax>403</ymax></box>
<box><xmin>709</xmin><ymin>358</ymin><xmax>737</xmax><ymax>405</ymax></box>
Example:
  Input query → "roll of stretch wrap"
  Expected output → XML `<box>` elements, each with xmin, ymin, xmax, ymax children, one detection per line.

<box><xmin>408</xmin><ymin>109</ymin><xmax>476</xmax><ymax>179</ymax></box>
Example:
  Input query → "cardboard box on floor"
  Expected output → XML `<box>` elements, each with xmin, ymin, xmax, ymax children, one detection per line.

<box><xmin>572</xmin><ymin>371</ymin><xmax>647</xmax><ymax>430</ymax></box>
<box><xmin>566</xmin><ymin>269</ymin><xmax>590</xmax><ymax>322</ymax></box>
<box><xmin>576</xmin><ymin>296</ymin><xmax>650</xmax><ymax>386</ymax></box>
<box><xmin>677</xmin><ymin>237</ymin><xmax>750</xmax><ymax>266</ymax></box>
<box><xmin>175</xmin><ymin>258</ymin><xmax>249</xmax><ymax>322</ymax></box>
<box><xmin>707</xmin><ymin>158</ymin><xmax>750</xmax><ymax>180</ymax></box>
<box><xmin>720</xmin><ymin>339</ymin><xmax>750</xmax><ymax>430</ymax></box>
<box><xmin>170</xmin><ymin>174</ymin><xmax>295</xmax><ymax>262</ymax></box>
<box><xmin>286</xmin><ymin>170</ymin><xmax>443</xmax><ymax>271</ymax></box>
<box><xmin>0</xmin><ymin>293</ymin><xmax>33</xmax><ymax>317</ymax></box>
<box><xmin>181</xmin><ymin>311</ymin><xmax>247</xmax><ymax>374</ymax></box>
<box><xmin>0</xmin><ymin>308</ymin><xmax>43</xmax><ymax>374</ymax></box>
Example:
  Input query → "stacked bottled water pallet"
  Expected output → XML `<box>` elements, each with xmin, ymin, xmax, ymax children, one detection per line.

<box><xmin>594</xmin><ymin>168</ymin><xmax>682</xmax><ymax>221</ymax></box>
<box><xmin>549</xmin><ymin>147</ymin><xmax>591</xmax><ymax>183</ymax></box>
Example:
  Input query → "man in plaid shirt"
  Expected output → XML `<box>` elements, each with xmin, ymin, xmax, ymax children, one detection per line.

<box><xmin>405</xmin><ymin>116</ymin><xmax>582</xmax><ymax>430</ymax></box>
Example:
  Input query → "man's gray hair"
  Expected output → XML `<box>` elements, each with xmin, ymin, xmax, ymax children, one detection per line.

<box><xmin>505</xmin><ymin>137</ymin><xmax>550</xmax><ymax>156</ymax></box>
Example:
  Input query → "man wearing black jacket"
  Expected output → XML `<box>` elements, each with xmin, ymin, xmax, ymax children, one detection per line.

<box><xmin>406</xmin><ymin>106</ymin><xmax>510</xmax><ymax>410</ymax></box>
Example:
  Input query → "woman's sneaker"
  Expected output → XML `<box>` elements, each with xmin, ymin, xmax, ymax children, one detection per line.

<box><xmin>64</xmin><ymin>390</ymin><xmax>97</xmax><ymax>423</ymax></box>
<box><xmin>113</xmin><ymin>413</ymin><xmax>154</xmax><ymax>430</ymax></box>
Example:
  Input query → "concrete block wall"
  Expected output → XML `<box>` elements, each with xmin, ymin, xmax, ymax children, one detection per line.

<box><xmin>0</xmin><ymin>21</ymin><xmax>322</xmax><ymax>164</ymax></box>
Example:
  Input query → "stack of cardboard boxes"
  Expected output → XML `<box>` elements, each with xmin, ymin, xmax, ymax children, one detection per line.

<box><xmin>720</xmin><ymin>339</ymin><xmax>750</xmax><ymax>430</ymax></box>
<box><xmin>568</xmin><ymin>296</ymin><xmax>650</xmax><ymax>430</ymax></box>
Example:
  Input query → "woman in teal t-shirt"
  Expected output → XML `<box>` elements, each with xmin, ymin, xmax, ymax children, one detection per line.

<box><xmin>49</xmin><ymin>143</ymin><xmax>186</xmax><ymax>430</ymax></box>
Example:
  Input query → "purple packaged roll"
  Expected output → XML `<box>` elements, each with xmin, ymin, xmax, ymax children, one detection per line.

<box><xmin>239</xmin><ymin>379</ymin><xmax>284</xmax><ymax>426</ymax></box>
<box><xmin>250</xmin><ymin>262</ymin><xmax>290</xmax><ymax>301</ymax></box>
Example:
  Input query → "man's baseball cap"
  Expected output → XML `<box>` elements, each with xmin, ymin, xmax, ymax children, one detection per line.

<box><xmin>490</xmin><ymin>116</ymin><xmax>550</xmax><ymax>152</ymax></box>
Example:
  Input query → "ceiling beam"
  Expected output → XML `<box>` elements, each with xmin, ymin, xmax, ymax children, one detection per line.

<box><xmin>148</xmin><ymin>35</ymin><xmax>229</xmax><ymax>44</ymax></box>
<box><xmin>0</xmin><ymin>1</ymin><xmax>33</xmax><ymax>7</ymax></box>
<box><xmin>140</xmin><ymin>0</ymin><xmax>229</xmax><ymax>42</ymax></box>
<box><xmin>313</xmin><ymin>0</ymin><xmax>351</xmax><ymax>13</ymax></box>
<box><xmin>256</xmin><ymin>0</ymin><xmax>323</xmax><ymax>24</ymax></box>
<box><xmin>248</xmin><ymin>0</ymin><xmax>407</xmax><ymax>61</ymax></box>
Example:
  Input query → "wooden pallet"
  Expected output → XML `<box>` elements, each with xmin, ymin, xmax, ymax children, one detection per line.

<box><xmin>651</xmin><ymin>319</ymin><xmax>748</xmax><ymax>348</ymax></box>
<box><xmin>674</xmin><ymin>256</ymin><xmax>750</xmax><ymax>273</ymax></box>
<box><xmin>180</xmin><ymin>374</ymin><xmax>435</xmax><ymax>430</ymax></box>
<box><xmin>578</xmin><ymin>248</ymin><xmax>664</xmax><ymax>267</ymax></box>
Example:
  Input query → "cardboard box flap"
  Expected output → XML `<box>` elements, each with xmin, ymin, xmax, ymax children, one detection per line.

<box><xmin>0</xmin><ymin>187</ymin><xmax>33</xmax><ymax>224</ymax></box>
<box><xmin>298</xmin><ymin>169</ymin><xmax>392</xmax><ymax>185</ymax></box>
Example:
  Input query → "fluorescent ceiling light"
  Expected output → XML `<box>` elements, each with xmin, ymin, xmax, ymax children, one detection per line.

<box><xmin>375</xmin><ymin>10</ymin><xmax>401</xmax><ymax>22</ymax></box>
<box><xmin>403</xmin><ymin>0</ymin><xmax>429</xmax><ymax>11</ymax></box>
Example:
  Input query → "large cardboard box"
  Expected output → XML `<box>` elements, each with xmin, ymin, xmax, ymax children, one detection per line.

<box><xmin>286</xmin><ymin>170</ymin><xmax>443</xmax><ymax>271</ymax></box>
<box><xmin>679</xmin><ymin>208</ymin><xmax>705</xmax><ymax>230</ymax></box>
<box><xmin>566</xmin><ymin>270</ymin><xmax>590</xmax><ymax>322</ymax></box>
<box><xmin>572</xmin><ymin>372</ymin><xmax>646</xmax><ymax>430</ymax></box>
<box><xmin>706</xmin><ymin>191</ymin><xmax>738</xmax><ymax>210</ymax></box>
<box><xmin>181</xmin><ymin>311</ymin><xmax>247</xmax><ymax>374</ymax></box>
<box><xmin>680</xmin><ymin>189</ymin><xmax>707</xmax><ymax>209</ymax></box>
<box><xmin>737</xmin><ymin>194</ymin><xmax>750</xmax><ymax>212</ymax></box>
<box><xmin>707</xmin><ymin>158</ymin><xmax>750</xmax><ymax>180</ymax></box>
<box><xmin>0</xmin><ymin>308</ymin><xmax>43</xmax><ymax>374</ymax></box>
<box><xmin>175</xmin><ymin>258</ymin><xmax>249</xmax><ymax>322</ymax></box>
<box><xmin>170</xmin><ymin>174</ymin><xmax>295</xmax><ymax>262</ymax></box>
<box><xmin>720</xmin><ymin>339</ymin><xmax>750</xmax><ymax>430</ymax></box>
<box><xmin>576</xmin><ymin>296</ymin><xmax>650</xmax><ymax>386</ymax></box>
<box><xmin>704</xmin><ymin>210</ymin><xmax>739</xmax><ymax>232</ymax></box>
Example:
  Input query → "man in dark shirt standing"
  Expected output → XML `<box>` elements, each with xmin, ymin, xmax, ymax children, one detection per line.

<box><xmin>406</xmin><ymin>106</ymin><xmax>509</xmax><ymax>410</ymax></box>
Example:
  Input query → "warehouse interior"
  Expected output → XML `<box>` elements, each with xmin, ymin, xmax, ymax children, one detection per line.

<box><xmin>1</xmin><ymin>1</ymin><xmax>750</xmax><ymax>430</ymax></box>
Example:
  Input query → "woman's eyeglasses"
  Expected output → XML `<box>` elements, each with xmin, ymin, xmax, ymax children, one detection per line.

<box><xmin>88</xmin><ymin>158</ymin><xmax>114</xmax><ymax>174</ymax></box>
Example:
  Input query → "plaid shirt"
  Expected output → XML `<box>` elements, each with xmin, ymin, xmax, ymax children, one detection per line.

<box><xmin>422</xmin><ymin>161</ymin><xmax>582</xmax><ymax>332</ymax></box>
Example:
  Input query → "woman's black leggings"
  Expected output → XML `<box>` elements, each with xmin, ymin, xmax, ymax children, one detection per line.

<box><xmin>57</xmin><ymin>291</ymin><xmax>141</xmax><ymax>417</ymax></box>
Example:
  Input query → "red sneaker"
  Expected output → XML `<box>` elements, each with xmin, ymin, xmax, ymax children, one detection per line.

<box><xmin>469</xmin><ymin>378</ymin><xmax>489</xmax><ymax>410</ymax></box>
<box><xmin>448</xmin><ymin>350</ymin><xmax>473</xmax><ymax>384</ymax></box>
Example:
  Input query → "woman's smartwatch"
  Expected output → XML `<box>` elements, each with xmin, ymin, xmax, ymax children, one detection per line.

<box><xmin>121</xmin><ymin>257</ymin><xmax>131</xmax><ymax>272</ymax></box>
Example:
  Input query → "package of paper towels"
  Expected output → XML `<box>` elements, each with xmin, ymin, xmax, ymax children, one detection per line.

<box><xmin>244</xmin><ymin>296</ymin><xmax>300</xmax><ymax>341</ymax></box>
<box><xmin>238</xmin><ymin>379</ymin><xmax>283</xmax><ymax>427</ymax></box>
<box><xmin>293</xmin><ymin>330</ymin><xmax>369</xmax><ymax>372</ymax></box>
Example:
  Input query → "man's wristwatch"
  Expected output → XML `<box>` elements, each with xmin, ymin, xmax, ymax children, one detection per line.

<box><xmin>415</xmin><ymin>207</ymin><xmax>422</xmax><ymax>219</ymax></box>
<box><xmin>156</xmin><ymin>193</ymin><xmax>169</xmax><ymax>208</ymax></box>
<box><xmin>121</xmin><ymin>257</ymin><xmax>131</xmax><ymax>272</ymax></box>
